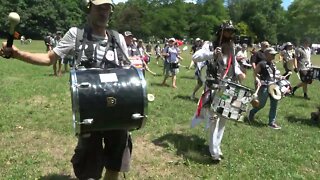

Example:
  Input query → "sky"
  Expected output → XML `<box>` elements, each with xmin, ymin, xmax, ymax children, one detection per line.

<box><xmin>113</xmin><ymin>0</ymin><xmax>294</xmax><ymax>10</ymax></box>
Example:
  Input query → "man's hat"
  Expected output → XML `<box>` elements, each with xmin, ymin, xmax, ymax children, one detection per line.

<box><xmin>90</xmin><ymin>0</ymin><xmax>114</xmax><ymax>6</ymax></box>
<box><xmin>285</xmin><ymin>42</ymin><xmax>293</xmax><ymax>46</ymax></box>
<box><xmin>195</xmin><ymin>38</ymin><xmax>201</xmax><ymax>41</ymax></box>
<box><xmin>124</xmin><ymin>31</ymin><xmax>133</xmax><ymax>37</ymax></box>
<box><xmin>264</xmin><ymin>47</ymin><xmax>278</xmax><ymax>55</ymax></box>
<box><xmin>220</xmin><ymin>20</ymin><xmax>236</xmax><ymax>31</ymax></box>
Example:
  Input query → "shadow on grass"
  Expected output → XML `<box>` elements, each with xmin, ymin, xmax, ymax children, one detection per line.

<box><xmin>153</xmin><ymin>133</ymin><xmax>215</xmax><ymax>165</ymax></box>
<box><xmin>173</xmin><ymin>95</ymin><xmax>198</xmax><ymax>102</ymax></box>
<box><xmin>39</xmin><ymin>174</ymin><xmax>76</xmax><ymax>180</ymax></box>
<box><xmin>286</xmin><ymin>115</ymin><xmax>319</xmax><ymax>127</ymax></box>
<box><xmin>150</xmin><ymin>82</ymin><xmax>166</xmax><ymax>87</ymax></box>
<box><xmin>242</xmin><ymin>116</ymin><xmax>267</xmax><ymax>128</ymax></box>
<box><xmin>179</xmin><ymin>75</ymin><xmax>195</xmax><ymax>80</ymax></box>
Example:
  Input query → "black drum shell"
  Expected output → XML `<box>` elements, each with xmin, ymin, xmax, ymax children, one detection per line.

<box><xmin>70</xmin><ymin>67</ymin><xmax>147</xmax><ymax>135</ymax></box>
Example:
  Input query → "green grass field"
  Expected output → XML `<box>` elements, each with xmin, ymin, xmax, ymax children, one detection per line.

<box><xmin>0</xmin><ymin>40</ymin><xmax>319</xmax><ymax>179</ymax></box>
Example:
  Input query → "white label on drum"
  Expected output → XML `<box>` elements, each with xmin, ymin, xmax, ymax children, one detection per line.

<box><xmin>106</xmin><ymin>50</ymin><xmax>115</xmax><ymax>61</ymax></box>
<box><xmin>99</xmin><ymin>73</ymin><xmax>118</xmax><ymax>83</ymax></box>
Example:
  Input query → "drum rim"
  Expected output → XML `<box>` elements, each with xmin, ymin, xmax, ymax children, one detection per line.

<box><xmin>132</xmin><ymin>65</ymin><xmax>148</xmax><ymax>129</ymax></box>
<box><xmin>70</xmin><ymin>69</ymin><xmax>81</xmax><ymax>135</ymax></box>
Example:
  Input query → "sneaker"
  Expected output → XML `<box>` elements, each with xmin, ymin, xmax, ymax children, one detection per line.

<box><xmin>304</xmin><ymin>95</ymin><xmax>310</xmax><ymax>100</ymax></box>
<box><xmin>211</xmin><ymin>155</ymin><xmax>221</xmax><ymax>163</ymax></box>
<box><xmin>291</xmin><ymin>87</ymin><xmax>297</xmax><ymax>96</ymax></box>
<box><xmin>268</xmin><ymin>123</ymin><xmax>281</xmax><ymax>130</ymax></box>
<box><xmin>247</xmin><ymin>110</ymin><xmax>254</xmax><ymax>122</ymax></box>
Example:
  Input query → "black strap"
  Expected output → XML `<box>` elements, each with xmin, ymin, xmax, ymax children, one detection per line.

<box><xmin>74</xmin><ymin>27</ymin><xmax>131</xmax><ymax>69</ymax></box>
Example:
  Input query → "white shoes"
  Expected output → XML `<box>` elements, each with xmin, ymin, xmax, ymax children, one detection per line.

<box><xmin>211</xmin><ymin>155</ymin><xmax>221</xmax><ymax>162</ymax></box>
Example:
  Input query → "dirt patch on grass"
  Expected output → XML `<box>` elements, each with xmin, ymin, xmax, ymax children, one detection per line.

<box><xmin>131</xmin><ymin>135</ymin><xmax>188</xmax><ymax>178</ymax></box>
<box><xmin>23</xmin><ymin>95</ymin><xmax>49</xmax><ymax>106</ymax></box>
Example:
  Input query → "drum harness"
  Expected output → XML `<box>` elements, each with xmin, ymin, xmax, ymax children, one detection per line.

<box><xmin>74</xmin><ymin>26</ymin><xmax>131</xmax><ymax>70</ymax></box>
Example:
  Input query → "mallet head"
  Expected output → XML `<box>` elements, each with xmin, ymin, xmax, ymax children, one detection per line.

<box><xmin>8</xmin><ymin>12</ymin><xmax>20</xmax><ymax>34</ymax></box>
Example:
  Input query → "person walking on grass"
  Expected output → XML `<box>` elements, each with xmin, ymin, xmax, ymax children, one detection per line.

<box><xmin>248</xmin><ymin>47</ymin><xmax>286</xmax><ymax>130</ymax></box>
<box><xmin>191</xmin><ymin>20</ymin><xmax>245</xmax><ymax>162</ymax></box>
<box><xmin>161</xmin><ymin>37</ymin><xmax>181</xmax><ymax>88</ymax></box>
<box><xmin>1</xmin><ymin>1</ymin><xmax>134</xmax><ymax>179</ymax></box>
<box><xmin>291</xmin><ymin>38</ymin><xmax>313</xmax><ymax>100</ymax></box>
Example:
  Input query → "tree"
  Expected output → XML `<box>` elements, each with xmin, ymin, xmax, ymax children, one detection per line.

<box><xmin>286</xmin><ymin>0</ymin><xmax>320</xmax><ymax>44</ymax></box>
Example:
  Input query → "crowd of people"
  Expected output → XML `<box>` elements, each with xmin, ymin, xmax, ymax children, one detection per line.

<box><xmin>0</xmin><ymin>0</ymin><xmax>318</xmax><ymax>179</ymax></box>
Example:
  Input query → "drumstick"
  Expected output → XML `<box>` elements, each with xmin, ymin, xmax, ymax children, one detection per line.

<box><xmin>253</xmin><ymin>83</ymin><xmax>261</xmax><ymax>97</ymax></box>
<box><xmin>283</xmin><ymin>71</ymin><xmax>292</xmax><ymax>79</ymax></box>
<box><xmin>296</xmin><ymin>72</ymin><xmax>301</xmax><ymax>80</ymax></box>
<box><xmin>7</xmin><ymin>12</ymin><xmax>20</xmax><ymax>48</ymax></box>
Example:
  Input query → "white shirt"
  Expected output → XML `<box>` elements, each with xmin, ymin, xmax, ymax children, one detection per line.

<box><xmin>192</xmin><ymin>48</ymin><xmax>243</xmax><ymax>76</ymax></box>
<box><xmin>53</xmin><ymin>27</ymin><xmax>128</xmax><ymax>65</ymax></box>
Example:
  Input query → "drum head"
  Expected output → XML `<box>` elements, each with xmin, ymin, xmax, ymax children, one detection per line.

<box><xmin>268</xmin><ymin>84</ymin><xmax>282</xmax><ymax>100</ymax></box>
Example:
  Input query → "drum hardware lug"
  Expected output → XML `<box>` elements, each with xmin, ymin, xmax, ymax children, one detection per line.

<box><xmin>131</xmin><ymin>113</ymin><xmax>145</xmax><ymax>120</ymax></box>
<box><xmin>106</xmin><ymin>97</ymin><xmax>117</xmax><ymax>107</ymax></box>
<box><xmin>79</xmin><ymin>119</ymin><xmax>94</xmax><ymax>125</ymax></box>
<box><xmin>77</xmin><ymin>82</ymin><xmax>91</xmax><ymax>88</ymax></box>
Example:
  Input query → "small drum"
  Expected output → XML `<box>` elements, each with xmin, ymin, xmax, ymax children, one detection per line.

<box><xmin>129</xmin><ymin>56</ymin><xmax>144</xmax><ymax>70</ymax></box>
<box><xmin>70</xmin><ymin>66</ymin><xmax>147</xmax><ymax>135</ymax></box>
<box><xmin>211</xmin><ymin>80</ymin><xmax>253</xmax><ymax>121</ymax></box>
<box><xmin>310</xmin><ymin>66</ymin><xmax>320</xmax><ymax>80</ymax></box>
<box><xmin>277</xmin><ymin>79</ymin><xmax>292</xmax><ymax>97</ymax></box>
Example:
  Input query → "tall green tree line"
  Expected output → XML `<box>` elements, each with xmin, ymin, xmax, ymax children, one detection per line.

<box><xmin>0</xmin><ymin>0</ymin><xmax>319</xmax><ymax>45</ymax></box>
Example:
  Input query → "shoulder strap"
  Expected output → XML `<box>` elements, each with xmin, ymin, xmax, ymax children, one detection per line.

<box><xmin>74</xmin><ymin>27</ymin><xmax>85</xmax><ymax>68</ymax></box>
<box><xmin>106</xmin><ymin>29</ymin><xmax>130</xmax><ymax>65</ymax></box>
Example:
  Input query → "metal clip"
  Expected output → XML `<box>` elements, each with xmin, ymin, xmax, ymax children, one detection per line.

<box><xmin>77</xmin><ymin>82</ymin><xmax>91</xmax><ymax>88</ymax></box>
<box><xmin>79</xmin><ymin>118</ymin><xmax>94</xmax><ymax>125</ymax></box>
<box><xmin>131</xmin><ymin>113</ymin><xmax>144</xmax><ymax>120</ymax></box>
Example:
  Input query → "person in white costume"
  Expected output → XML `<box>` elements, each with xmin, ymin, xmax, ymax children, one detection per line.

<box><xmin>191</xmin><ymin>20</ymin><xmax>245</xmax><ymax>162</ymax></box>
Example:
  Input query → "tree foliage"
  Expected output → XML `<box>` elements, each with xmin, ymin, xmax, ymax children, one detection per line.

<box><xmin>0</xmin><ymin>0</ymin><xmax>318</xmax><ymax>45</ymax></box>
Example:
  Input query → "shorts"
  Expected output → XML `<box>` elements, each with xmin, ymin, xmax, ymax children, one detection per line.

<box><xmin>71</xmin><ymin>130</ymin><xmax>132</xmax><ymax>179</ymax></box>
<box><xmin>164</xmin><ymin>63</ymin><xmax>179</xmax><ymax>76</ymax></box>
<box><xmin>299</xmin><ymin>70</ymin><xmax>313</xmax><ymax>84</ymax></box>
<box><xmin>63</xmin><ymin>57</ymin><xmax>74</xmax><ymax>66</ymax></box>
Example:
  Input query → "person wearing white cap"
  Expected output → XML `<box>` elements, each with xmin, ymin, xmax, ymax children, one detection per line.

<box><xmin>280</xmin><ymin>42</ymin><xmax>296</xmax><ymax>80</ymax></box>
<box><xmin>161</xmin><ymin>37</ymin><xmax>181</xmax><ymax>88</ymax></box>
<box><xmin>1</xmin><ymin>0</ymin><xmax>133</xmax><ymax>179</ymax></box>
<box><xmin>248</xmin><ymin>47</ymin><xmax>285</xmax><ymax>130</ymax></box>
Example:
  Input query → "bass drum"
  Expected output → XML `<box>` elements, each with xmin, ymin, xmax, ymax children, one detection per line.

<box><xmin>70</xmin><ymin>66</ymin><xmax>147</xmax><ymax>135</ymax></box>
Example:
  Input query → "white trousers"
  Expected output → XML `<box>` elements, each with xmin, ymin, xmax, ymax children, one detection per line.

<box><xmin>208</xmin><ymin>113</ymin><xmax>227</xmax><ymax>158</ymax></box>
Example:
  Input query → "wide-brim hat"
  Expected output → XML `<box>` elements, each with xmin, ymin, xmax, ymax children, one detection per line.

<box><xmin>268</xmin><ymin>84</ymin><xmax>282</xmax><ymax>100</ymax></box>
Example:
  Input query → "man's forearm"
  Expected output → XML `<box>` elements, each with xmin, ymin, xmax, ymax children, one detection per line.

<box><xmin>14</xmin><ymin>50</ymin><xmax>55</xmax><ymax>66</ymax></box>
